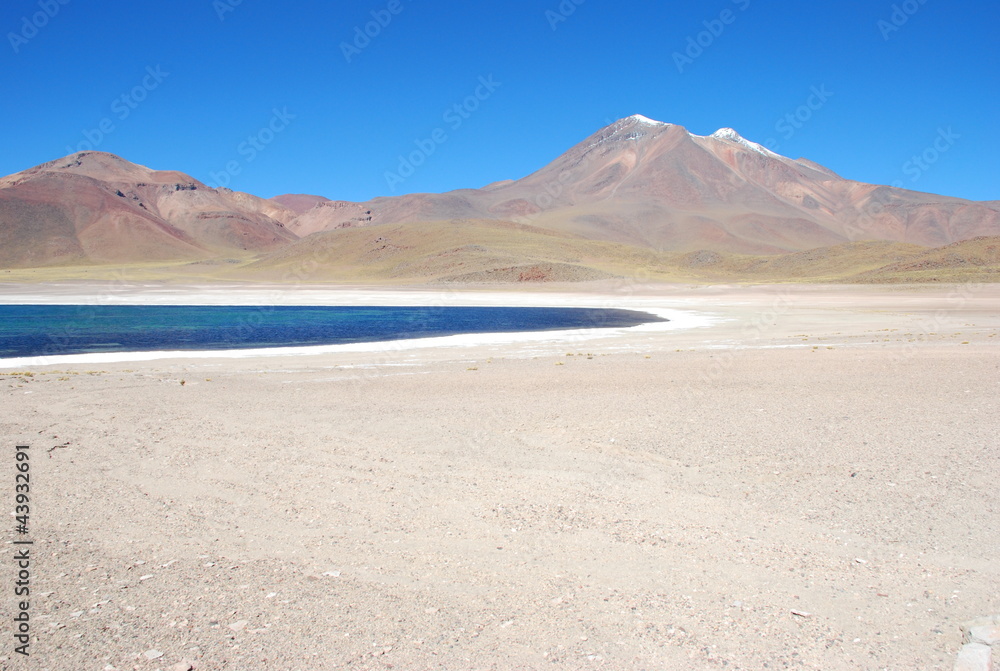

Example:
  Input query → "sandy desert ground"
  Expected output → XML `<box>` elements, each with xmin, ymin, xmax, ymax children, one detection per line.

<box><xmin>1</xmin><ymin>282</ymin><xmax>998</xmax><ymax>670</ymax></box>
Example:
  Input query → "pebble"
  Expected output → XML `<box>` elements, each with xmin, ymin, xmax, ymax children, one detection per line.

<box><xmin>966</xmin><ymin>622</ymin><xmax>1000</xmax><ymax>646</ymax></box>
<box><xmin>954</xmin><ymin>643</ymin><xmax>992</xmax><ymax>671</ymax></box>
<box><xmin>970</xmin><ymin>625</ymin><xmax>1000</xmax><ymax>646</ymax></box>
<box><xmin>228</xmin><ymin>620</ymin><xmax>248</xmax><ymax>631</ymax></box>
<box><xmin>144</xmin><ymin>649</ymin><xmax>163</xmax><ymax>660</ymax></box>
<box><xmin>170</xmin><ymin>661</ymin><xmax>195</xmax><ymax>671</ymax></box>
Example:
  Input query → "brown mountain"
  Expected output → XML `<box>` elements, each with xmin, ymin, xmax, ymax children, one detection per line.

<box><xmin>295</xmin><ymin>115</ymin><xmax>1000</xmax><ymax>253</ymax></box>
<box><xmin>269</xmin><ymin>193</ymin><xmax>331</xmax><ymax>215</ymax></box>
<box><xmin>0</xmin><ymin>152</ymin><xmax>297</xmax><ymax>267</ymax></box>
<box><xmin>235</xmin><ymin>220</ymin><xmax>999</xmax><ymax>285</ymax></box>
<box><xmin>1</xmin><ymin>116</ymin><xmax>998</xmax><ymax>278</ymax></box>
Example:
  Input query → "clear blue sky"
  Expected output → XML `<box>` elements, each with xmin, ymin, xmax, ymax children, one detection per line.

<box><xmin>2</xmin><ymin>0</ymin><xmax>997</xmax><ymax>202</ymax></box>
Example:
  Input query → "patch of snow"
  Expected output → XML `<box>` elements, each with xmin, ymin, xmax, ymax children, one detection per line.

<box><xmin>582</xmin><ymin>115</ymin><xmax>673</xmax><ymax>150</ymax></box>
<box><xmin>711</xmin><ymin>128</ymin><xmax>743</xmax><ymax>142</ymax></box>
<box><xmin>626</xmin><ymin>114</ymin><xmax>669</xmax><ymax>126</ymax></box>
<box><xmin>709</xmin><ymin>127</ymin><xmax>781</xmax><ymax>158</ymax></box>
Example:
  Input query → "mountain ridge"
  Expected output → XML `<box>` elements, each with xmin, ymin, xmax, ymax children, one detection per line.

<box><xmin>1</xmin><ymin>116</ymin><xmax>998</xmax><ymax>282</ymax></box>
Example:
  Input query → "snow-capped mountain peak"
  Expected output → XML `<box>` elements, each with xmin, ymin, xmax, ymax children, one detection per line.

<box><xmin>711</xmin><ymin>128</ymin><xmax>743</xmax><ymax>142</ymax></box>
<box><xmin>709</xmin><ymin>127</ymin><xmax>778</xmax><ymax>157</ymax></box>
<box><xmin>626</xmin><ymin>114</ymin><xmax>669</xmax><ymax>126</ymax></box>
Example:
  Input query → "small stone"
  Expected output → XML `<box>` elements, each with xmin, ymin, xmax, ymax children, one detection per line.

<box><xmin>144</xmin><ymin>649</ymin><xmax>163</xmax><ymax>660</ymax></box>
<box><xmin>965</xmin><ymin>618</ymin><xmax>1000</xmax><ymax>646</ymax></box>
<box><xmin>228</xmin><ymin>620</ymin><xmax>248</xmax><ymax>632</ymax></box>
<box><xmin>424</xmin><ymin>607</ymin><xmax>439</xmax><ymax>614</ymax></box>
<box><xmin>139</xmin><ymin>574</ymin><xmax>153</xmax><ymax>581</ymax></box>
<box><xmin>954</xmin><ymin>643</ymin><xmax>992</xmax><ymax>671</ymax></box>
<box><xmin>322</xmin><ymin>571</ymin><xmax>341</xmax><ymax>577</ymax></box>
<box><xmin>170</xmin><ymin>662</ymin><xmax>194</xmax><ymax>671</ymax></box>
<box><xmin>791</xmin><ymin>610</ymin><xmax>812</xmax><ymax>618</ymax></box>
<box><xmin>968</xmin><ymin>624</ymin><xmax>1000</xmax><ymax>646</ymax></box>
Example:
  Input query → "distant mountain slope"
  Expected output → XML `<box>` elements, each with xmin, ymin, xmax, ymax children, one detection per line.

<box><xmin>269</xmin><ymin>193</ymin><xmax>331</xmax><ymax>215</ymax></box>
<box><xmin>0</xmin><ymin>152</ymin><xmax>297</xmax><ymax>267</ymax></box>
<box><xmin>236</xmin><ymin>219</ymin><xmax>639</xmax><ymax>283</ymax></box>
<box><xmin>230</xmin><ymin>220</ymin><xmax>1000</xmax><ymax>285</ymax></box>
<box><xmin>288</xmin><ymin>115</ymin><xmax>1000</xmax><ymax>253</ymax></box>
<box><xmin>847</xmin><ymin>236</ymin><xmax>1000</xmax><ymax>283</ymax></box>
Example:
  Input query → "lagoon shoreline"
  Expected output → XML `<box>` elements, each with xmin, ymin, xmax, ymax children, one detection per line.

<box><xmin>0</xmin><ymin>303</ymin><xmax>672</xmax><ymax>366</ymax></box>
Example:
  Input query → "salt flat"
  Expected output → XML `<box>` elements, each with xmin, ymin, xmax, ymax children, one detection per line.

<box><xmin>1</xmin><ymin>283</ymin><xmax>997</xmax><ymax>670</ymax></box>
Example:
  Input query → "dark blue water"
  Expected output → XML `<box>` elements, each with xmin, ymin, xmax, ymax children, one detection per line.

<box><xmin>0</xmin><ymin>305</ymin><xmax>664</xmax><ymax>359</ymax></box>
